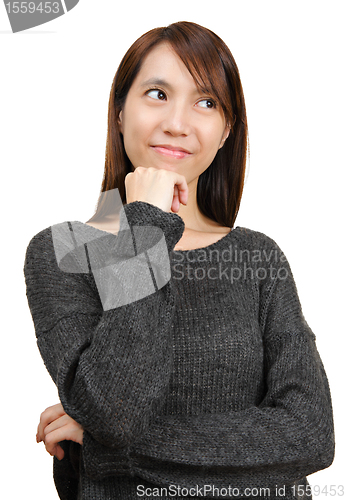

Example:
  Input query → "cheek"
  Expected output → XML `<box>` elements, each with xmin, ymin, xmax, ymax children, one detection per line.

<box><xmin>200</xmin><ymin>125</ymin><xmax>224</xmax><ymax>155</ymax></box>
<box><xmin>123</xmin><ymin>107</ymin><xmax>156</xmax><ymax>148</ymax></box>
<box><xmin>195</xmin><ymin>120</ymin><xmax>225</xmax><ymax>170</ymax></box>
<box><xmin>122</xmin><ymin>110</ymin><xmax>146</xmax><ymax>154</ymax></box>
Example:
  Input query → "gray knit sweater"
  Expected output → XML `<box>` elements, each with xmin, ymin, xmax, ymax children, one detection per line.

<box><xmin>23</xmin><ymin>201</ymin><xmax>335</xmax><ymax>500</ymax></box>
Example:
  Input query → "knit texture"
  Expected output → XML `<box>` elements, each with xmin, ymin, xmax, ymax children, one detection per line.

<box><xmin>23</xmin><ymin>201</ymin><xmax>335</xmax><ymax>500</ymax></box>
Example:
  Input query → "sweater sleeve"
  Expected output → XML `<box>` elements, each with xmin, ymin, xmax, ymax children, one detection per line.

<box><xmin>82</xmin><ymin>245</ymin><xmax>335</xmax><ymax>493</ymax></box>
<box><xmin>24</xmin><ymin>202</ymin><xmax>185</xmax><ymax>459</ymax></box>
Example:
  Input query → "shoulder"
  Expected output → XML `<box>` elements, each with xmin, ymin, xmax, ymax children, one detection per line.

<box><xmin>234</xmin><ymin>228</ymin><xmax>300</xmax><ymax>330</ymax></box>
<box><xmin>24</xmin><ymin>222</ymin><xmax>103</xmax><ymax>333</ymax></box>
<box><xmin>232</xmin><ymin>226</ymin><xmax>293</xmax><ymax>292</ymax></box>
<box><xmin>24</xmin><ymin>221</ymin><xmax>93</xmax><ymax>274</ymax></box>
<box><xmin>24</xmin><ymin>224</ymin><xmax>55</xmax><ymax>268</ymax></box>
<box><xmin>25</xmin><ymin>224</ymin><xmax>53</xmax><ymax>246</ymax></box>
<box><xmin>234</xmin><ymin>226</ymin><xmax>286</xmax><ymax>258</ymax></box>
<box><xmin>24</xmin><ymin>220</ymin><xmax>88</xmax><ymax>277</ymax></box>
<box><xmin>24</xmin><ymin>221</ymin><xmax>69</xmax><ymax>263</ymax></box>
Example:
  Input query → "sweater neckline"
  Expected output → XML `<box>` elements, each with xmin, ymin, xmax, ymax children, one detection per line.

<box><xmin>69</xmin><ymin>220</ymin><xmax>241</xmax><ymax>255</ymax></box>
<box><xmin>172</xmin><ymin>226</ymin><xmax>240</xmax><ymax>254</ymax></box>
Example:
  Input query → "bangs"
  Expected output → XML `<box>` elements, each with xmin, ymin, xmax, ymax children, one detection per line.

<box><xmin>162</xmin><ymin>24</ymin><xmax>235</xmax><ymax>125</ymax></box>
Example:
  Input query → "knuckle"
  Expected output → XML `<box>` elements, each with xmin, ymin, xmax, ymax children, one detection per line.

<box><xmin>45</xmin><ymin>433</ymin><xmax>55</xmax><ymax>447</ymax></box>
<box><xmin>40</xmin><ymin>409</ymin><xmax>50</xmax><ymax>423</ymax></box>
<box><xmin>43</xmin><ymin>425</ymin><xmax>50</xmax><ymax>437</ymax></box>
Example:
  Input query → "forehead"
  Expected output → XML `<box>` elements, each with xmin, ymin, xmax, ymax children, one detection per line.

<box><xmin>132</xmin><ymin>43</ymin><xmax>199</xmax><ymax>90</ymax></box>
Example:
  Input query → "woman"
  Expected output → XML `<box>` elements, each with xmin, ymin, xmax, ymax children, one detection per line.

<box><xmin>24</xmin><ymin>21</ymin><xmax>335</xmax><ymax>500</ymax></box>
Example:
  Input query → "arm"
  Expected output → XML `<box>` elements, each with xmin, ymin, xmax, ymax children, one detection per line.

<box><xmin>82</xmin><ymin>247</ymin><xmax>335</xmax><ymax>492</ymax></box>
<box><xmin>24</xmin><ymin>202</ymin><xmax>185</xmax><ymax>455</ymax></box>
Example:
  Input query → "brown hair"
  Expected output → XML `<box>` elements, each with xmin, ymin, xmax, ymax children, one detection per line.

<box><xmin>88</xmin><ymin>21</ymin><xmax>249</xmax><ymax>229</ymax></box>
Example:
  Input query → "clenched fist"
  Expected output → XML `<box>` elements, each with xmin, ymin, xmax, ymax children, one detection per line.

<box><xmin>125</xmin><ymin>166</ymin><xmax>188</xmax><ymax>213</ymax></box>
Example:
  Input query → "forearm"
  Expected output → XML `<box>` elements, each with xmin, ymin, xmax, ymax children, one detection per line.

<box><xmin>25</xmin><ymin>201</ymin><xmax>185</xmax><ymax>448</ymax></box>
<box><xmin>50</xmin><ymin>287</ymin><xmax>175</xmax><ymax>447</ymax></box>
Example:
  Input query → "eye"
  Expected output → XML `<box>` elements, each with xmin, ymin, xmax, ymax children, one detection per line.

<box><xmin>146</xmin><ymin>88</ymin><xmax>166</xmax><ymax>101</ymax></box>
<box><xmin>197</xmin><ymin>98</ymin><xmax>217</xmax><ymax>109</ymax></box>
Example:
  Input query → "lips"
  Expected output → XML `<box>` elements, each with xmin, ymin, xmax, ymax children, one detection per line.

<box><xmin>151</xmin><ymin>144</ymin><xmax>192</xmax><ymax>159</ymax></box>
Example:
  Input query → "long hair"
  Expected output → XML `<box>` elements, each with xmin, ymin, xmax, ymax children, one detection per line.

<box><xmin>87</xmin><ymin>21</ymin><xmax>249</xmax><ymax>229</ymax></box>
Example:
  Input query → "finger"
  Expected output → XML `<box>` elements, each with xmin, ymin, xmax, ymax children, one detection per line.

<box><xmin>37</xmin><ymin>404</ymin><xmax>66</xmax><ymax>443</ymax></box>
<box><xmin>39</xmin><ymin>404</ymin><xmax>66</xmax><ymax>433</ymax></box>
<box><xmin>173</xmin><ymin>174</ymin><xmax>188</xmax><ymax>205</ymax></box>
<box><xmin>45</xmin><ymin>422</ymin><xmax>84</xmax><ymax>448</ymax></box>
<box><xmin>171</xmin><ymin>186</ymin><xmax>180</xmax><ymax>213</ymax></box>
<box><xmin>45</xmin><ymin>441</ymin><xmax>65</xmax><ymax>461</ymax></box>
<box><xmin>43</xmin><ymin>415</ymin><xmax>70</xmax><ymax>438</ymax></box>
<box><xmin>55</xmin><ymin>444</ymin><xmax>65</xmax><ymax>461</ymax></box>
<box><xmin>171</xmin><ymin>192</ymin><xmax>181</xmax><ymax>213</ymax></box>
<box><xmin>44</xmin><ymin>425</ymin><xmax>69</xmax><ymax>453</ymax></box>
<box><xmin>169</xmin><ymin>176</ymin><xmax>188</xmax><ymax>212</ymax></box>
<box><xmin>36</xmin><ymin>424</ymin><xmax>41</xmax><ymax>443</ymax></box>
<box><xmin>179</xmin><ymin>187</ymin><xmax>188</xmax><ymax>205</ymax></box>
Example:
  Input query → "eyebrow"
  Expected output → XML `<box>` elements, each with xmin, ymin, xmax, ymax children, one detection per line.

<box><xmin>141</xmin><ymin>78</ymin><xmax>171</xmax><ymax>87</ymax></box>
<box><xmin>139</xmin><ymin>77</ymin><xmax>210</xmax><ymax>96</ymax></box>
<box><xmin>140</xmin><ymin>78</ymin><xmax>173</xmax><ymax>90</ymax></box>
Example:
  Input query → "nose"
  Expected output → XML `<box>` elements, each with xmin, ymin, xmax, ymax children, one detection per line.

<box><xmin>160</xmin><ymin>101</ymin><xmax>192</xmax><ymax>137</ymax></box>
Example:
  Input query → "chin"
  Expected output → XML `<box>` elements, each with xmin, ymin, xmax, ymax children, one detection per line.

<box><xmin>154</xmin><ymin>162</ymin><xmax>180</xmax><ymax>171</ymax></box>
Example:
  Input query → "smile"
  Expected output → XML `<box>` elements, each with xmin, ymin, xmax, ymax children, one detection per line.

<box><xmin>150</xmin><ymin>145</ymin><xmax>192</xmax><ymax>159</ymax></box>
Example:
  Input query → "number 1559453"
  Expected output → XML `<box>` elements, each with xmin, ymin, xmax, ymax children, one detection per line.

<box><xmin>5</xmin><ymin>2</ymin><xmax>61</xmax><ymax>14</ymax></box>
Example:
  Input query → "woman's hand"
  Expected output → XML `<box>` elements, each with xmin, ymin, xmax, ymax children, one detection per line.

<box><xmin>125</xmin><ymin>166</ymin><xmax>188</xmax><ymax>213</ymax></box>
<box><xmin>36</xmin><ymin>403</ymin><xmax>84</xmax><ymax>461</ymax></box>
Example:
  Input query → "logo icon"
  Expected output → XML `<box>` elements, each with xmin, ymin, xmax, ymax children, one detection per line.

<box><xmin>51</xmin><ymin>189</ymin><xmax>172</xmax><ymax>311</ymax></box>
<box><xmin>3</xmin><ymin>0</ymin><xmax>79</xmax><ymax>33</ymax></box>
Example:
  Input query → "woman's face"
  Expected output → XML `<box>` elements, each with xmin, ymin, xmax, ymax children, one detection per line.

<box><xmin>118</xmin><ymin>43</ymin><xmax>230</xmax><ymax>186</ymax></box>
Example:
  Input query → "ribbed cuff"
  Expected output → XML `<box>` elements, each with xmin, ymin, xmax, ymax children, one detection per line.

<box><xmin>119</xmin><ymin>201</ymin><xmax>185</xmax><ymax>253</ymax></box>
<box><xmin>81</xmin><ymin>430</ymin><xmax>134</xmax><ymax>480</ymax></box>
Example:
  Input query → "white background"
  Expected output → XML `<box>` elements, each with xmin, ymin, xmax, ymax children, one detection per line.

<box><xmin>1</xmin><ymin>1</ymin><xmax>345</xmax><ymax>498</ymax></box>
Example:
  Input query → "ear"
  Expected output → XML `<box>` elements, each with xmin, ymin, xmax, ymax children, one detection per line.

<box><xmin>218</xmin><ymin>122</ymin><xmax>231</xmax><ymax>150</ymax></box>
<box><xmin>118</xmin><ymin>110</ymin><xmax>123</xmax><ymax>134</ymax></box>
